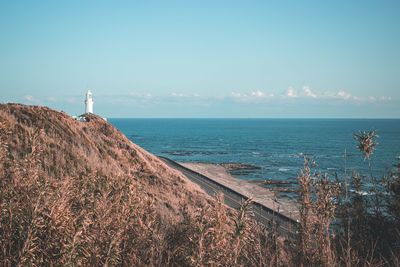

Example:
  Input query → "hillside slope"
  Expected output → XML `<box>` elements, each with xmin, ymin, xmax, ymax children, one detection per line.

<box><xmin>0</xmin><ymin>104</ymin><xmax>209</xmax><ymax>212</ymax></box>
<box><xmin>1</xmin><ymin>104</ymin><xmax>237</xmax><ymax>265</ymax></box>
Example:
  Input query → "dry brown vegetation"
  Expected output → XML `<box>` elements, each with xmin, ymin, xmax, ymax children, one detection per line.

<box><xmin>0</xmin><ymin>104</ymin><xmax>287</xmax><ymax>266</ymax></box>
<box><xmin>0</xmin><ymin>103</ymin><xmax>399</xmax><ymax>266</ymax></box>
<box><xmin>294</xmin><ymin>130</ymin><xmax>400</xmax><ymax>266</ymax></box>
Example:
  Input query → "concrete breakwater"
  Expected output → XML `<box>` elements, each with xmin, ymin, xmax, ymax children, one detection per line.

<box><xmin>159</xmin><ymin>157</ymin><xmax>299</xmax><ymax>238</ymax></box>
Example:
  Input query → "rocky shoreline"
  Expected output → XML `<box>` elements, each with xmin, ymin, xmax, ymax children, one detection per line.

<box><xmin>218</xmin><ymin>163</ymin><xmax>298</xmax><ymax>195</ymax></box>
<box><xmin>179</xmin><ymin>161</ymin><xmax>299</xmax><ymax>197</ymax></box>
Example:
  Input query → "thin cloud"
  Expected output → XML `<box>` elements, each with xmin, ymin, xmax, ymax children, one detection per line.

<box><xmin>334</xmin><ymin>91</ymin><xmax>352</xmax><ymax>100</ymax></box>
<box><xmin>231</xmin><ymin>92</ymin><xmax>246</xmax><ymax>98</ymax></box>
<box><xmin>286</xmin><ymin>87</ymin><xmax>298</xmax><ymax>98</ymax></box>
<box><xmin>23</xmin><ymin>95</ymin><xmax>41</xmax><ymax>104</ymax></box>
<box><xmin>251</xmin><ymin>90</ymin><xmax>265</xmax><ymax>97</ymax></box>
<box><xmin>130</xmin><ymin>92</ymin><xmax>152</xmax><ymax>99</ymax></box>
<box><xmin>302</xmin><ymin>86</ymin><xmax>317</xmax><ymax>98</ymax></box>
<box><xmin>24</xmin><ymin>95</ymin><xmax>35</xmax><ymax>102</ymax></box>
<box><xmin>171</xmin><ymin>92</ymin><xmax>188</xmax><ymax>97</ymax></box>
<box><xmin>352</xmin><ymin>96</ymin><xmax>379</xmax><ymax>103</ymax></box>
<box><xmin>171</xmin><ymin>92</ymin><xmax>201</xmax><ymax>97</ymax></box>
<box><xmin>379</xmin><ymin>96</ymin><xmax>392</xmax><ymax>101</ymax></box>
<box><xmin>284</xmin><ymin>86</ymin><xmax>319</xmax><ymax>99</ymax></box>
<box><xmin>281</xmin><ymin>86</ymin><xmax>392</xmax><ymax>104</ymax></box>
<box><xmin>230</xmin><ymin>90</ymin><xmax>274</xmax><ymax>103</ymax></box>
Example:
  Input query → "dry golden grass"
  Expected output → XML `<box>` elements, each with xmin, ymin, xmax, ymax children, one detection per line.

<box><xmin>0</xmin><ymin>104</ymin><xmax>283</xmax><ymax>266</ymax></box>
<box><xmin>1</xmin><ymin>103</ymin><xmax>399</xmax><ymax>266</ymax></box>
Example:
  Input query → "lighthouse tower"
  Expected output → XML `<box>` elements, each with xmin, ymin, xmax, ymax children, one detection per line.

<box><xmin>85</xmin><ymin>90</ymin><xmax>93</xmax><ymax>114</ymax></box>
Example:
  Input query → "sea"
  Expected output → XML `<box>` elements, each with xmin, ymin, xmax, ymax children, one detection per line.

<box><xmin>109</xmin><ymin>119</ymin><xmax>400</xmax><ymax>197</ymax></box>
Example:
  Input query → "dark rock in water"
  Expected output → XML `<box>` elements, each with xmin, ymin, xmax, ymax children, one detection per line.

<box><xmin>220</xmin><ymin>163</ymin><xmax>261</xmax><ymax>171</ymax></box>
<box><xmin>161</xmin><ymin>150</ymin><xmax>228</xmax><ymax>156</ymax></box>
<box><xmin>248</xmin><ymin>179</ymin><xmax>299</xmax><ymax>198</ymax></box>
<box><xmin>229</xmin><ymin>169</ymin><xmax>259</xmax><ymax>176</ymax></box>
<box><xmin>261</xmin><ymin>179</ymin><xmax>296</xmax><ymax>186</ymax></box>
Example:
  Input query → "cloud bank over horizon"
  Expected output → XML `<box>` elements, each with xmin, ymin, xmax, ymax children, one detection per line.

<box><xmin>18</xmin><ymin>84</ymin><xmax>394</xmax><ymax>105</ymax></box>
<box><xmin>11</xmin><ymin>84</ymin><xmax>397</xmax><ymax>118</ymax></box>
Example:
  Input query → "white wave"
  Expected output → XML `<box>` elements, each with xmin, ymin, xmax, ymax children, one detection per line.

<box><xmin>350</xmin><ymin>189</ymin><xmax>375</xmax><ymax>196</ymax></box>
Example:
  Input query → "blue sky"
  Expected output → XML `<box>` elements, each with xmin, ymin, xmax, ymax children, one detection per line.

<box><xmin>0</xmin><ymin>1</ymin><xmax>399</xmax><ymax>118</ymax></box>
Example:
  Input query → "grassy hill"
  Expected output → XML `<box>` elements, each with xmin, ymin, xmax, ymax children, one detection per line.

<box><xmin>0</xmin><ymin>104</ymin><xmax>274</xmax><ymax>266</ymax></box>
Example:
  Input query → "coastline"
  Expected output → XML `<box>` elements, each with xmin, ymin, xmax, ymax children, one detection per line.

<box><xmin>178</xmin><ymin>161</ymin><xmax>300</xmax><ymax>221</ymax></box>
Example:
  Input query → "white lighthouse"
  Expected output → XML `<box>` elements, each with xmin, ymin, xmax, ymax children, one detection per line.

<box><xmin>85</xmin><ymin>90</ymin><xmax>93</xmax><ymax>114</ymax></box>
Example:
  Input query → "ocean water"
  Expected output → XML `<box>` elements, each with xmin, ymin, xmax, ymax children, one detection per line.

<box><xmin>109</xmin><ymin>119</ymin><xmax>400</xmax><ymax>194</ymax></box>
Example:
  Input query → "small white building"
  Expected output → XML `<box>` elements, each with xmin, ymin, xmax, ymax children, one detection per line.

<box><xmin>85</xmin><ymin>90</ymin><xmax>93</xmax><ymax>114</ymax></box>
<box><xmin>73</xmin><ymin>90</ymin><xmax>106</xmax><ymax>121</ymax></box>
